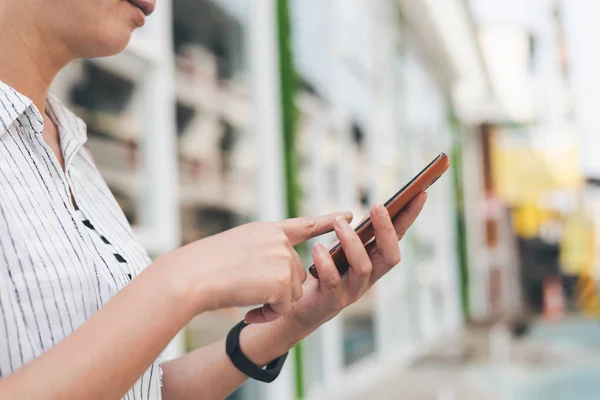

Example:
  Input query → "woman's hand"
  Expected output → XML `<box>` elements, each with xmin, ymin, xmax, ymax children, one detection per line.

<box><xmin>248</xmin><ymin>193</ymin><xmax>427</xmax><ymax>332</ymax></box>
<box><xmin>171</xmin><ymin>212</ymin><xmax>353</xmax><ymax>320</ymax></box>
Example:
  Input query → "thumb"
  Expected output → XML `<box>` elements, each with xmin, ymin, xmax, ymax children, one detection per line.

<box><xmin>278</xmin><ymin>211</ymin><xmax>353</xmax><ymax>246</ymax></box>
<box><xmin>244</xmin><ymin>304</ymin><xmax>281</xmax><ymax>324</ymax></box>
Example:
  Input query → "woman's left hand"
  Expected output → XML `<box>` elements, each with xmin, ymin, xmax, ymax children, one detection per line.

<box><xmin>244</xmin><ymin>192</ymin><xmax>427</xmax><ymax>334</ymax></box>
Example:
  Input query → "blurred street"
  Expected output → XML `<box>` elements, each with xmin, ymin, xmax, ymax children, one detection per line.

<box><xmin>362</xmin><ymin>318</ymin><xmax>600</xmax><ymax>400</ymax></box>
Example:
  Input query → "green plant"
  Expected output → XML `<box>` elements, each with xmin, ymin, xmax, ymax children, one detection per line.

<box><xmin>276</xmin><ymin>0</ymin><xmax>305</xmax><ymax>397</ymax></box>
<box><xmin>448</xmin><ymin>109</ymin><xmax>471</xmax><ymax>321</ymax></box>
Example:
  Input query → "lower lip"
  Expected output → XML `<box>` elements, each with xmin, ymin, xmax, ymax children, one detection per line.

<box><xmin>127</xmin><ymin>2</ymin><xmax>146</xmax><ymax>26</ymax></box>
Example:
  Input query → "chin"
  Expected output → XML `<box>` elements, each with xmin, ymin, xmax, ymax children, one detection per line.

<box><xmin>98</xmin><ymin>30</ymin><xmax>133</xmax><ymax>57</ymax></box>
<box><xmin>75</xmin><ymin>28</ymin><xmax>133</xmax><ymax>59</ymax></box>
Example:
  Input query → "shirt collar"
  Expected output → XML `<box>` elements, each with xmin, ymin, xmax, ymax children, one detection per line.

<box><xmin>46</xmin><ymin>93</ymin><xmax>88</xmax><ymax>145</ymax></box>
<box><xmin>0</xmin><ymin>80</ymin><xmax>35</xmax><ymax>136</ymax></box>
<box><xmin>0</xmin><ymin>80</ymin><xmax>87</xmax><ymax>145</ymax></box>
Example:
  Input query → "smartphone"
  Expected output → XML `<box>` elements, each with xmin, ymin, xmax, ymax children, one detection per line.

<box><xmin>308</xmin><ymin>152</ymin><xmax>450</xmax><ymax>279</ymax></box>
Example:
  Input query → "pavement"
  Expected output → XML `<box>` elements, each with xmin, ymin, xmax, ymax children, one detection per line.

<box><xmin>359</xmin><ymin>317</ymin><xmax>600</xmax><ymax>400</ymax></box>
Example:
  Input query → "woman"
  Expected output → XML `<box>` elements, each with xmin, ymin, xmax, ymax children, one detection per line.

<box><xmin>0</xmin><ymin>0</ymin><xmax>427</xmax><ymax>399</ymax></box>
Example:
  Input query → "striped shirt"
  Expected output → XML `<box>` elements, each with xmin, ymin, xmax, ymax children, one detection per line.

<box><xmin>0</xmin><ymin>80</ymin><xmax>162</xmax><ymax>399</ymax></box>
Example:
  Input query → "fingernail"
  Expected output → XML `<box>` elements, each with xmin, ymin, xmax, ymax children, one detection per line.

<box><xmin>375</xmin><ymin>203</ymin><xmax>387</xmax><ymax>216</ymax></box>
<box><xmin>319</xmin><ymin>243</ymin><xmax>328</xmax><ymax>255</ymax></box>
<box><xmin>342</xmin><ymin>211</ymin><xmax>353</xmax><ymax>221</ymax></box>
<box><xmin>313</xmin><ymin>243</ymin><xmax>322</xmax><ymax>254</ymax></box>
<box><xmin>335</xmin><ymin>215</ymin><xmax>350</xmax><ymax>229</ymax></box>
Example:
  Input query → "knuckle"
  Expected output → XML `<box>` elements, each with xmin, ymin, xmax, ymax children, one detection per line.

<box><xmin>299</xmin><ymin>267</ymin><xmax>308</xmax><ymax>282</ymax></box>
<box><xmin>277</xmin><ymin>231</ymin><xmax>290</xmax><ymax>245</ymax></box>
<box><xmin>301</xmin><ymin>217</ymin><xmax>317</xmax><ymax>232</ymax></box>
<box><xmin>277</xmin><ymin>267</ymin><xmax>293</xmax><ymax>285</ymax></box>
<box><xmin>268</xmin><ymin>285</ymin><xmax>285</xmax><ymax>303</ymax></box>
<box><xmin>279</xmin><ymin>249</ymin><xmax>294</xmax><ymax>263</ymax></box>
<box><xmin>355</xmin><ymin>261</ymin><xmax>372</xmax><ymax>277</ymax></box>
<box><xmin>271</xmin><ymin>281</ymin><xmax>288</xmax><ymax>302</ymax></box>
<box><xmin>385</xmin><ymin>252</ymin><xmax>401</xmax><ymax>266</ymax></box>
<box><xmin>293</xmin><ymin>285</ymin><xmax>304</xmax><ymax>301</ymax></box>
<box><xmin>325</xmin><ymin>276</ymin><xmax>342</xmax><ymax>291</ymax></box>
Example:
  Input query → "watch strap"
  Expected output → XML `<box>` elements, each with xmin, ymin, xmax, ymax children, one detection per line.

<box><xmin>225</xmin><ymin>320</ymin><xmax>289</xmax><ymax>383</ymax></box>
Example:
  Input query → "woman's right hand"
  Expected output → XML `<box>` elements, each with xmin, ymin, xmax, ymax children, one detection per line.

<box><xmin>170</xmin><ymin>212</ymin><xmax>353</xmax><ymax>322</ymax></box>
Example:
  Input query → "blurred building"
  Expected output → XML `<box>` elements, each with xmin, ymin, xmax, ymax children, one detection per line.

<box><xmin>48</xmin><ymin>0</ymin><xmax>504</xmax><ymax>399</ymax></box>
<box><xmin>463</xmin><ymin>0</ymin><xmax>600</xmax><ymax>322</ymax></box>
<box><xmin>562</xmin><ymin>0</ymin><xmax>600</xmax><ymax>285</ymax></box>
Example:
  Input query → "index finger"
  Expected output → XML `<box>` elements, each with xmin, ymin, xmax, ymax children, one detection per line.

<box><xmin>278</xmin><ymin>212</ymin><xmax>353</xmax><ymax>246</ymax></box>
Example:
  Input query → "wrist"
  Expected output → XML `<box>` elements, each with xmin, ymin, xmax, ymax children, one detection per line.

<box><xmin>280</xmin><ymin>310</ymin><xmax>336</xmax><ymax>342</ymax></box>
<box><xmin>239</xmin><ymin>318</ymin><xmax>307</xmax><ymax>367</ymax></box>
<box><xmin>152</xmin><ymin>247</ymin><xmax>217</xmax><ymax>318</ymax></box>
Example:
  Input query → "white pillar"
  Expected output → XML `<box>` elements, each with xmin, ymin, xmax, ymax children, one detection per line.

<box><xmin>366</xmin><ymin>0</ymin><xmax>401</xmax><ymax>353</ymax></box>
<box><xmin>250</xmin><ymin>0</ymin><xmax>286</xmax><ymax>224</ymax></box>
<box><xmin>138</xmin><ymin>0</ymin><xmax>183</xmax><ymax>361</ymax></box>
<box><xmin>315</xmin><ymin>0</ymin><xmax>350</xmax><ymax>390</ymax></box>
<box><xmin>247</xmin><ymin>1</ymin><xmax>294</xmax><ymax>399</ymax></box>
<box><xmin>306</xmin><ymin>108</ymin><xmax>346</xmax><ymax>392</ymax></box>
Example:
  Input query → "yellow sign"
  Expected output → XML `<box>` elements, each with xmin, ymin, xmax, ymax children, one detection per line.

<box><xmin>491</xmin><ymin>129</ymin><xmax>583</xmax><ymax>205</ymax></box>
<box><xmin>511</xmin><ymin>202</ymin><xmax>559</xmax><ymax>239</ymax></box>
<box><xmin>560</xmin><ymin>212</ymin><xmax>595</xmax><ymax>275</ymax></box>
<box><xmin>512</xmin><ymin>202</ymin><xmax>543</xmax><ymax>238</ymax></box>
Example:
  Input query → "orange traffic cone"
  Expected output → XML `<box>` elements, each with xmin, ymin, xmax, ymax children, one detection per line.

<box><xmin>543</xmin><ymin>275</ymin><xmax>565</xmax><ymax>321</ymax></box>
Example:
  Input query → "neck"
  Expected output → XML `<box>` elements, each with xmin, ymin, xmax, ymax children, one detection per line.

<box><xmin>0</xmin><ymin>3</ymin><xmax>72</xmax><ymax>112</ymax></box>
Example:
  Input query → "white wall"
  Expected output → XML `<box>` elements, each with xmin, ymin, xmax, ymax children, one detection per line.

<box><xmin>562</xmin><ymin>0</ymin><xmax>600</xmax><ymax>178</ymax></box>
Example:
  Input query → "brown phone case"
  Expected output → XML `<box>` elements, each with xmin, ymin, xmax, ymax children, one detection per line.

<box><xmin>308</xmin><ymin>152</ymin><xmax>450</xmax><ymax>279</ymax></box>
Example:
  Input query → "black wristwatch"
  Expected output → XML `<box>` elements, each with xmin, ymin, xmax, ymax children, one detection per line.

<box><xmin>225</xmin><ymin>320</ymin><xmax>289</xmax><ymax>383</ymax></box>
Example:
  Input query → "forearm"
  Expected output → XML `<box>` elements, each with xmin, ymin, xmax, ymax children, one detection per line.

<box><xmin>0</xmin><ymin>253</ymin><xmax>200</xmax><ymax>400</ymax></box>
<box><xmin>161</xmin><ymin>317</ymin><xmax>310</xmax><ymax>400</ymax></box>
